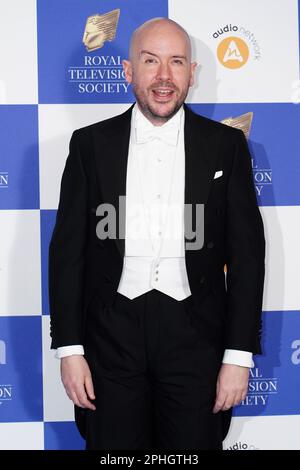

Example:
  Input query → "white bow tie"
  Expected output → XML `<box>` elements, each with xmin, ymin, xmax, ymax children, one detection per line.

<box><xmin>135</xmin><ymin>123</ymin><xmax>179</xmax><ymax>146</ymax></box>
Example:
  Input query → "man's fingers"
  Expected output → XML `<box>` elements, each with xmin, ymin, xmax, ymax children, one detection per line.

<box><xmin>60</xmin><ymin>356</ymin><xmax>96</xmax><ymax>410</ymax></box>
<box><xmin>213</xmin><ymin>390</ymin><xmax>243</xmax><ymax>412</ymax></box>
<box><xmin>77</xmin><ymin>391</ymin><xmax>96</xmax><ymax>410</ymax></box>
<box><xmin>222</xmin><ymin>392</ymin><xmax>237</xmax><ymax>410</ymax></box>
<box><xmin>74</xmin><ymin>381</ymin><xmax>96</xmax><ymax>410</ymax></box>
<box><xmin>69</xmin><ymin>390</ymin><xmax>96</xmax><ymax>410</ymax></box>
<box><xmin>66</xmin><ymin>383</ymin><xmax>96</xmax><ymax>410</ymax></box>
<box><xmin>233</xmin><ymin>390</ymin><xmax>247</xmax><ymax>407</ymax></box>
<box><xmin>85</xmin><ymin>375</ymin><xmax>96</xmax><ymax>401</ymax></box>
<box><xmin>221</xmin><ymin>390</ymin><xmax>247</xmax><ymax>410</ymax></box>
<box><xmin>213</xmin><ymin>364</ymin><xmax>250</xmax><ymax>412</ymax></box>
<box><xmin>68</xmin><ymin>390</ymin><xmax>82</xmax><ymax>409</ymax></box>
<box><xmin>213</xmin><ymin>390</ymin><xmax>227</xmax><ymax>413</ymax></box>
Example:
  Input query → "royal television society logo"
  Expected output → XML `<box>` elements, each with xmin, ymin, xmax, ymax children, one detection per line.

<box><xmin>0</xmin><ymin>339</ymin><xmax>12</xmax><ymax>406</ymax></box>
<box><xmin>0</xmin><ymin>172</ymin><xmax>8</xmax><ymax>188</ymax></box>
<box><xmin>251</xmin><ymin>159</ymin><xmax>272</xmax><ymax>197</ymax></box>
<box><xmin>82</xmin><ymin>9</ymin><xmax>120</xmax><ymax>52</ymax></box>
<box><xmin>221</xmin><ymin>112</ymin><xmax>272</xmax><ymax>197</ymax></box>
<box><xmin>68</xmin><ymin>8</ymin><xmax>130</xmax><ymax>95</ymax></box>
<box><xmin>240</xmin><ymin>367</ymin><xmax>278</xmax><ymax>407</ymax></box>
<box><xmin>221</xmin><ymin>111</ymin><xmax>253</xmax><ymax>139</ymax></box>
<box><xmin>212</xmin><ymin>24</ymin><xmax>261</xmax><ymax>69</ymax></box>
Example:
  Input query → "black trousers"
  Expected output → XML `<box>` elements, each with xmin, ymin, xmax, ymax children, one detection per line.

<box><xmin>84</xmin><ymin>289</ymin><xmax>224</xmax><ymax>450</ymax></box>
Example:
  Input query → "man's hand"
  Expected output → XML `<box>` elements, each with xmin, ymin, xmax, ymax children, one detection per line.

<box><xmin>61</xmin><ymin>355</ymin><xmax>96</xmax><ymax>410</ymax></box>
<box><xmin>213</xmin><ymin>363</ymin><xmax>249</xmax><ymax>413</ymax></box>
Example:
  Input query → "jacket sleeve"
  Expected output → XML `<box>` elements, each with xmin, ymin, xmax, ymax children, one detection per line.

<box><xmin>225</xmin><ymin>129</ymin><xmax>265</xmax><ymax>354</ymax></box>
<box><xmin>48</xmin><ymin>130</ymin><xmax>88</xmax><ymax>349</ymax></box>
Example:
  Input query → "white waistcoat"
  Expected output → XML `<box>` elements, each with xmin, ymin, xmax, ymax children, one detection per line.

<box><xmin>117</xmin><ymin>104</ymin><xmax>191</xmax><ymax>301</ymax></box>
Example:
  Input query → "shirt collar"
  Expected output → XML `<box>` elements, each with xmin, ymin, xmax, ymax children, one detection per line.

<box><xmin>132</xmin><ymin>102</ymin><xmax>184</xmax><ymax>133</ymax></box>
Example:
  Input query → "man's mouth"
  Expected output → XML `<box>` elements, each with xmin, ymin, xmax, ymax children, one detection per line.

<box><xmin>152</xmin><ymin>88</ymin><xmax>175</xmax><ymax>100</ymax></box>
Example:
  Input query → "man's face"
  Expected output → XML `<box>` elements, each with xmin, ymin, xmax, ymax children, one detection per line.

<box><xmin>123</xmin><ymin>23</ymin><xmax>197</xmax><ymax>124</ymax></box>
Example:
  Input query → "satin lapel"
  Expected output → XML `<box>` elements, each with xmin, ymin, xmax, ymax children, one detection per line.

<box><xmin>183</xmin><ymin>104</ymin><xmax>220</xmax><ymax>250</ymax></box>
<box><xmin>94</xmin><ymin>104</ymin><xmax>134</xmax><ymax>258</ymax></box>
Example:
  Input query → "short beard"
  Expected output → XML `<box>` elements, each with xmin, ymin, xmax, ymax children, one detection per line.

<box><xmin>132</xmin><ymin>83</ymin><xmax>187</xmax><ymax>125</ymax></box>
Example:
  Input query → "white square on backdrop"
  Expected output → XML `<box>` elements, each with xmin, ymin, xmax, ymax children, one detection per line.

<box><xmin>224</xmin><ymin>415</ymin><xmax>300</xmax><ymax>449</ymax></box>
<box><xmin>38</xmin><ymin>103</ymin><xmax>131</xmax><ymax>210</ymax></box>
<box><xmin>0</xmin><ymin>0</ymin><xmax>38</xmax><ymax>104</ymax></box>
<box><xmin>42</xmin><ymin>315</ymin><xmax>75</xmax><ymax>422</ymax></box>
<box><xmin>260</xmin><ymin>205</ymin><xmax>300</xmax><ymax>312</ymax></box>
<box><xmin>169</xmin><ymin>0</ymin><xmax>300</xmax><ymax>103</ymax></box>
<box><xmin>0</xmin><ymin>210</ymin><xmax>41</xmax><ymax>316</ymax></box>
<box><xmin>0</xmin><ymin>422</ymin><xmax>44</xmax><ymax>450</ymax></box>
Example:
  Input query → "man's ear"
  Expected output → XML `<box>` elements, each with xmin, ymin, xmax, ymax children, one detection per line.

<box><xmin>122</xmin><ymin>59</ymin><xmax>133</xmax><ymax>84</ymax></box>
<box><xmin>189</xmin><ymin>61</ymin><xmax>198</xmax><ymax>87</ymax></box>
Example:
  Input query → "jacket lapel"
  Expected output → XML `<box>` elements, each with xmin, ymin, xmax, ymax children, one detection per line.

<box><xmin>94</xmin><ymin>104</ymin><xmax>134</xmax><ymax>258</ymax></box>
<box><xmin>183</xmin><ymin>104</ymin><xmax>220</xmax><ymax>250</ymax></box>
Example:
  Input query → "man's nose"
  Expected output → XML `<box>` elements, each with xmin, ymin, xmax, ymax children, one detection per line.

<box><xmin>156</xmin><ymin>62</ymin><xmax>172</xmax><ymax>81</ymax></box>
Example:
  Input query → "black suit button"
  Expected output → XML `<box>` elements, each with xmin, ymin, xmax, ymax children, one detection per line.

<box><xmin>200</xmin><ymin>275</ymin><xmax>206</xmax><ymax>284</ymax></box>
<box><xmin>97</xmin><ymin>239</ymin><xmax>104</xmax><ymax>248</ymax></box>
<box><xmin>104</xmin><ymin>274</ymin><xmax>112</xmax><ymax>283</ymax></box>
<box><xmin>207</xmin><ymin>241</ymin><xmax>214</xmax><ymax>249</ymax></box>
<box><xmin>216</xmin><ymin>207</ymin><xmax>222</xmax><ymax>216</ymax></box>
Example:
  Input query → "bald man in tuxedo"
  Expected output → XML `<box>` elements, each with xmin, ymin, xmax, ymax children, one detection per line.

<box><xmin>49</xmin><ymin>17</ymin><xmax>265</xmax><ymax>450</ymax></box>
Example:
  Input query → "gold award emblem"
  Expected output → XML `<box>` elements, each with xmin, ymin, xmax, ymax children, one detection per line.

<box><xmin>82</xmin><ymin>9</ymin><xmax>120</xmax><ymax>52</ymax></box>
<box><xmin>221</xmin><ymin>112</ymin><xmax>253</xmax><ymax>140</ymax></box>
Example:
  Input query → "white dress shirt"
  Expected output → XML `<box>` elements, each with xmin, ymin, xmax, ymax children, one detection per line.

<box><xmin>56</xmin><ymin>103</ymin><xmax>254</xmax><ymax>368</ymax></box>
<box><xmin>117</xmin><ymin>101</ymin><xmax>190</xmax><ymax>300</ymax></box>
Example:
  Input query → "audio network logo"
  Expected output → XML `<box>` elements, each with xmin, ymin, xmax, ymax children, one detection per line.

<box><xmin>68</xmin><ymin>8</ymin><xmax>130</xmax><ymax>95</ymax></box>
<box><xmin>212</xmin><ymin>24</ymin><xmax>262</xmax><ymax>69</ymax></box>
<box><xmin>0</xmin><ymin>172</ymin><xmax>8</xmax><ymax>188</ymax></box>
<box><xmin>226</xmin><ymin>441</ymin><xmax>260</xmax><ymax>450</ymax></box>
<box><xmin>0</xmin><ymin>340</ymin><xmax>12</xmax><ymax>406</ymax></box>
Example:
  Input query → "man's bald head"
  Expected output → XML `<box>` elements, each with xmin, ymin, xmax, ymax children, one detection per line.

<box><xmin>122</xmin><ymin>17</ymin><xmax>197</xmax><ymax>125</ymax></box>
<box><xmin>129</xmin><ymin>17</ymin><xmax>192</xmax><ymax>63</ymax></box>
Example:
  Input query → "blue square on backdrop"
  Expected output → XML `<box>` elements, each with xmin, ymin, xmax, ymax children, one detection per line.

<box><xmin>0</xmin><ymin>106</ymin><xmax>39</xmax><ymax>210</ymax></box>
<box><xmin>44</xmin><ymin>421</ymin><xmax>85</xmax><ymax>450</ymax></box>
<box><xmin>233</xmin><ymin>310</ymin><xmax>300</xmax><ymax>417</ymax></box>
<box><xmin>190</xmin><ymin>103</ymin><xmax>300</xmax><ymax>207</ymax></box>
<box><xmin>40</xmin><ymin>210</ymin><xmax>57</xmax><ymax>316</ymax></box>
<box><xmin>0</xmin><ymin>316</ymin><xmax>43</xmax><ymax>422</ymax></box>
<box><xmin>37</xmin><ymin>0</ymin><xmax>168</xmax><ymax>103</ymax></box>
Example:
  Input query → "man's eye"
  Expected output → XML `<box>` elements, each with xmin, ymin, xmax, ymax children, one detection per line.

<box><xmin>173</xmin><ymin>59</ymin><xmax>183</xmax><ymax>65</ymax></box>
<box><xmin>145</xmin><ymin>58</ymin><xmax>156</xmax><ymax>63</ymax></box>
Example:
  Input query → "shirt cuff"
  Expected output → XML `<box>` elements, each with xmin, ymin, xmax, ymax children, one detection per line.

<box><xmin>222</xmin><ymin>349</ymin><xmax>254</xmax><ymax>368</ymax></box>
<box><xmin>55</xmin><ymin>345</ymin><xmax>85</xmax><ymax>359</ymax></box>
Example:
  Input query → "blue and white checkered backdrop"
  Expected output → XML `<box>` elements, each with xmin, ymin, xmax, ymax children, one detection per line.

<box><xmin>0</xmin><ymin>0</ymin><xmax>300</xmax><ymax>450</ymax></box>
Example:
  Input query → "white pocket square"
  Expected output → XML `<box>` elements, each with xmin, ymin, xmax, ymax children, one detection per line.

<box><xmin>214</xmin><ymin>170</ymin><xmax>223</xmax><ymax>179</ymax></box>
